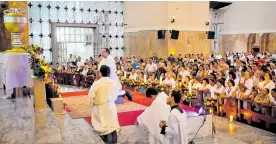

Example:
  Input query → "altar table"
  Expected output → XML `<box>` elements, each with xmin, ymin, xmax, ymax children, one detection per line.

<box><xmin>0</xmin><ymin>53</ymin><xmax>32</xmax><ymax>95</ymax></box>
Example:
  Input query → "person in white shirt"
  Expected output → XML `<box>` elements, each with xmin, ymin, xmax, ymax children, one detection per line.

<box><xmin>214</xmin><ymin>80</ymin><xmax>225</xmax><ymax>98</ymax></box>
<box><xmin>162</xmin><ymin>73</ymin><xmax>176</xmax><ymax>88</ymax></box>
<box><xmin>225</xmin><ymin>71</ymin><xmax>239</xmax><ymax>87</ymax></box>
<box><xmin>257</xmin><ymin>73</ymin><xmax>275</xmax><ymax>93</ymax></box>
<box><xmin>159</xmin><ymin>91</ymin><xmax>189</xmax><ymax>144</ymax></box>
<box><xmin>88</xmin><ymin>65</ymin><xmax>120</xmax><ymax>143</ymax></box>
<box><xmin>192</xmin><ymin>78</ymin><xmax>202</xmax><ymax>91</ymax></box>
<box><xmin>129</xmin><ymin>69</ymin><xmax>138</xmax><ymax>80</ymax></box>
<box><xmin>68</xmin><ymin>54</ymin><xmax>75</xmax><ymax>63</ymax></box>
<box><xmin>239</xmin><ymin>71</ymin><xmax>253</xmax><ymax>93</ymax></box>
<box><xmin>145</xmin><ymin>58</ymin><xmax>158</xmax><ymax>73</ymax></box>
<box><xmin>81</xmin><ymin>65</ymin><xmax>89</xmax><ymax>76</ymax></box>
<box><xmin>76</xmin><ymin>56</ymin><xmax>84</xmax><ymax>71</ymax></box>
<box><xmin>224</xmin><ymin>80</ymin><xmax>236</xmax><ymax>98</ymax></box>
<box><xmin>179</xmin><ymin>66</ymin><xmax>190</xmax><ymax>78</ymax></box>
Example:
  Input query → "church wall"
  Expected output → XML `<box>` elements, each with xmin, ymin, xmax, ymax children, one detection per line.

<box><xmin>123</xmin><ymin>1</ymin><xmax>211</xmax><ymax>57</ymax></box>
<box><xmin>219</xmin><ymin>33</ymin><xmax>276</xmax><ymax>54</ymax></box>
<box><xmin>216</xmin><ymin>2</ymin><xmax>276</xmax><ymax>54</ymax></box>
<box><xmin>123</xmin><ymin>1</ymin><xmax>168</xmax><ymax>32</ymax></box>
<box><xmin>124</xmin><ymin>30</ymin><xmax>211</xmax><ymax>58</ymax></box>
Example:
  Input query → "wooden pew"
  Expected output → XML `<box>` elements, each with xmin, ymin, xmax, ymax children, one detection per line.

<box><xmin>238</xmin><ymin>99</ymin><xmax>253</xmax><ymax>124</ymax></box>
<box><xmin>238</xmin><ymin>99</ymin><xmax>276</xmax><ymax>128</ymax></box>
<box><xmin>75</xmin><ymin>74</ymin><xmax>81</xmax><ymax>87</ymax></box>
<box><xmin>221</xmin><ymin>98</ymin><xmax>238</xmax><ymax>120</ymax></box>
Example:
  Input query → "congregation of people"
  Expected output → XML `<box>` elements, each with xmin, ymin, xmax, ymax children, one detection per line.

<box><xmin>53</xmin><ymin>51</ymin><xmax>276</xmax><ymax>119</ymax></box>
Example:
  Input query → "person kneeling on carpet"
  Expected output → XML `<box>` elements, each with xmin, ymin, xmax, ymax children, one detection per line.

<box><xmin>88</xmin><ymin>65</ymin><xmax>120</xmax><ymax>143</ymax></box>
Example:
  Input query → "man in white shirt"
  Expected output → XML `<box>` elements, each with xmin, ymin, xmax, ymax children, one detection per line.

<box><xmin>76</xmin><ymin>56</ymin><xmax>84</xmax><ymax>71</ymax></box>
<box><xmin>68</xmin><ymin>54</ymin><xmax>75</xmax><ymax>63</ymax></box>
<box><xmin>145</xmin><ymin>58</ymin><xmax>157</xmax><ymax>73</ymax></box>
<box><xmin>88</xmin><ymin>65</ymin><xmax>120</xmax><ymax>143</ymax></box>
<box><xmin>242</xmin><ymin>71</ymin><xmax>253</xmax><ymax>93</ymax></box>
<box><xmin>159</xmin><ymin>91</ymin><xmax>189</xmax><ymax>144</ymax></box>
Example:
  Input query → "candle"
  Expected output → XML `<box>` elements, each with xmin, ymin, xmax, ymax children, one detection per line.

<box><xmin>160</xmin><ymin>76</ymin><xmax>163</xmax><ymax>84</ymax></box>
<box><xmin>188</xmin><ymin>82</ymin><xmax>192</xmax><ymax>93</ymax></box>
<box><xmin>144</xmin><ymin>74</ymin><xmax>147</xmax><ymax>82</ymax></box>
<box><xmin>124</xmin><ymin>71</ymin><xmax>126</xmax><ymax>78</ymax></box>
<box><xmin>209</xmin><ymin>109</ymin><xmax>213</xmax><ymax>114</ymax></box>
<box><xmin>229</xmin><ymin>115</ymin><xmax>233</xmax><ymax>122</ymax></box>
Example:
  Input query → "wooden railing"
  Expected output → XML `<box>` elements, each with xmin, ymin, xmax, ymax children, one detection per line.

<box><xmin>54</xmin><ymin>72</ymin><xmax>94</xmax><ymax>88</ymax></box>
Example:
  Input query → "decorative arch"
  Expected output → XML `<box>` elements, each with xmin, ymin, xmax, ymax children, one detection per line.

<box><xmin>247</xmin><ymin>33</ymin><xmax>256</xmax><ymax>52</ymax></box>
<box><xmin>260</xmin><ymin>33</ymin><xmax>269</xmax><ymax>52</ymax></box>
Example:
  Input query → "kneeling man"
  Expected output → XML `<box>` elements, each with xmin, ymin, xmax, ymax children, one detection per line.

<box><xmin>159</xmin><ymin>90</ymin><xmax>189</xmax><ymax>144</ymax></box>
<box><xmin>88</xmin><ymin>65</ymin><xmax>120</xmax><ymax>143</ymax></box>
<box><xmin>137</xmin><ymin>88</ymin><xmax>170</xmax><ymax>144</ymax></box>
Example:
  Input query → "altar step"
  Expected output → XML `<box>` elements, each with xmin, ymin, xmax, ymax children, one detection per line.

<box><xmin>0</xmin><ymin>96</ymin><xmax>35</xmax><ymax>144</ymax></box>
<box><xmin>33</xmin><ymin>106</ymin><xmax>62</xmax><ymax>144</ymax></box>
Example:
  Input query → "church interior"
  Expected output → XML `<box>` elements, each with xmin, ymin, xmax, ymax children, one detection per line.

<box><xmin>1</xmin><ymin>1</ymin><xmax>276</xmax><ymax>144</ymax></box>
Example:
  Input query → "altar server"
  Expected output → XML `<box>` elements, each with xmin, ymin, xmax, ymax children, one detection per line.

<box><xmin>88</xmin><ymin>65</ymin><xmax>120</xmax><ymax>143</ymax></box>
<box><xmin>137</xmin><ymin>88</ymin><xmax>171</xmax><ymax>144</ymax></box>
<box><xmin>159</xmin><ymin>90</ymin><xmax>189</xmax><ymax>144</ymax></box>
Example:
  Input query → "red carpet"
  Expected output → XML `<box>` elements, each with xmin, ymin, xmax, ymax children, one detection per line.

<box><xmin>61</xmin><ymin>88</ymin><xmax>199</xmax><ymax>126</ymax></box>
<box><xmin>61</xmin><ymin>90</ymin><xmax>88</xmax><ymax>97</ymax></box>
<box><xmin>61</xmin><ymin>89</ymin><xmax>199</xmax><ymax>112</ymax></box>
<box><xmin>84</xmin><ymin>110</ymin><xmax>144</xmax><ymax>126</ymax></box>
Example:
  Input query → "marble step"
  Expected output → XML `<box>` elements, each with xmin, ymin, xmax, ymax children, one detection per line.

<box><xmin>33</xmin><ymin>106</ymin><xmax>63</xmax><ymax>144</ymax></box>
<box><xmin>54</xmin><ymin>112</ymin><xmax>103</xmax><ymax>144</ymax></box>
<box><xmin>0</xmin><ymin>96</ymin><xmax>35</xmax><ymax>144</ymax></box>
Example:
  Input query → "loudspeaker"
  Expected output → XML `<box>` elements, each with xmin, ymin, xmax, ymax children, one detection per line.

<box><xmin>171</xmin><ymin>30</ymin><xmax>179</xmax><ymax>40</ymax></box>
<box><xmin>157</xmin><ymin>30</ymin><xmax>165</xmax><ymax>39</ymax></box>
<box><xmin>207</xmin><ymin>31</ymin><xmax>215</xmax><ymax>39</ymax></box>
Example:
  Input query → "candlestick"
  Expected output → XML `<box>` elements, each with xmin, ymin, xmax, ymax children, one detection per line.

<box><xmin>188</xmin><ymin>82</ymin><xmax>192</xmax><ymax>93</ymax></box>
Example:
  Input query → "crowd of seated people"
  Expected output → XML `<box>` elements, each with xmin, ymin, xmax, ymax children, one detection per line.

<box><xmin>54</xmin><ymin>52</ymin><xmax>276</xmax><ymax>128</ymax></box>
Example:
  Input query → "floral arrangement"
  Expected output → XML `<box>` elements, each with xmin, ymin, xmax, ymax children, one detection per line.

<box><xmin>156</xmin><ymin>84</ymin><xmax>171</xmax><ymax>93</ymax></box>
<box><xmin>139</xmin><ymin>81</ymin><xmax>151</xmax><ymax>89</ymax></box>
<box><xmin>127</xmin><ymin>79</ymin><xmax>138</xmax><ymax>88</ymax></box>
<box><xmin>184</xmin><ymin>92</ymin><xmax>197</xmax><ymax>99</ymax></box>
<box><xmin>21</xmin><ymin>44</ymin><xmax>52</xmax><ymax>81</ymax></box>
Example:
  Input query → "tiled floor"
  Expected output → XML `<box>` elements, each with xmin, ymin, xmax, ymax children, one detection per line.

<box><xmin>1</xmin><ymin>86</ymin><xmax>276</xmax><ymax>144</ymax></box>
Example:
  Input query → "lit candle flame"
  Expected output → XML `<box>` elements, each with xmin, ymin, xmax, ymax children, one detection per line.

<box><xmin>230</xmin><ymin>115</ymin><xmax>233</xmax><ymax>123</ymax></box>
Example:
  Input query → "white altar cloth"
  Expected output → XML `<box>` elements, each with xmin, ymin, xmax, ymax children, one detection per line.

<box><xmin>0</xmin><ymin>53</ymin><xmax>32</xmax><ymax>92</ymax></box>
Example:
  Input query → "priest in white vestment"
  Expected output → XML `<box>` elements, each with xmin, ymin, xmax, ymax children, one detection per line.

<box><xmin>159</xmin><ymin>90</ymin><xmax>189</xmax><ymax>144</ymax></box>
<box><xmin>98</xmin><ymin>48</ymin><xmax>122</xmax><ymax>91</ymax></box>
<box><xmin>137</xmin><ymin>88</ymin><xmax>170</xmax><ymax>144</ymax></box>
<box><xmin>88</xmin><ymin>65</ymin><xmax>120</xmax><ymax>143</ymax></box>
